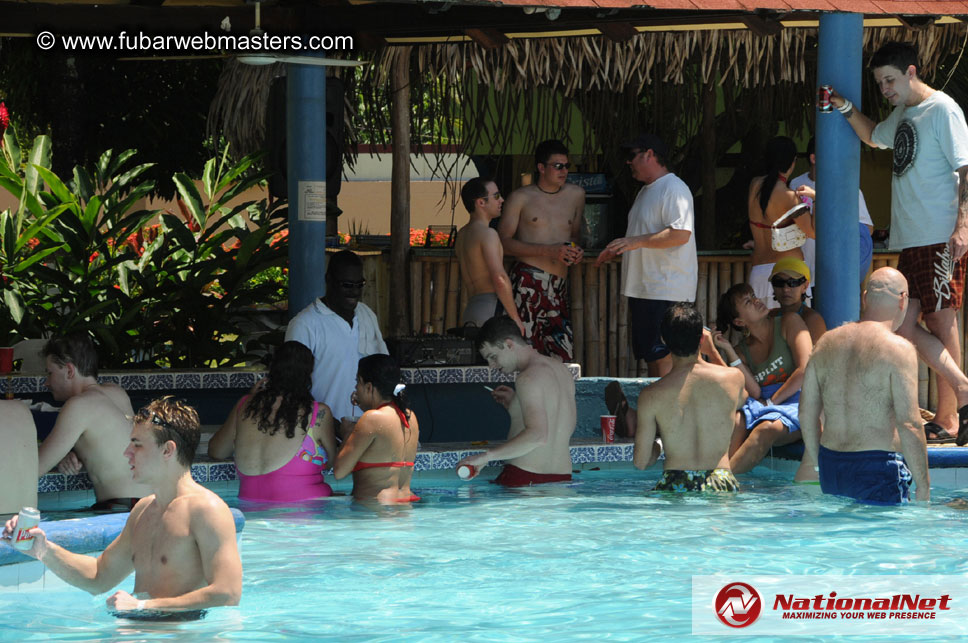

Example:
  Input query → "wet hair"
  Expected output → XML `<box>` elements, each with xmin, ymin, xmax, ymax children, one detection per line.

<box><xmin>716</xmin><ymin>283</ymin><xmax>756</xmax><ymax>333</ymax></box>
<box><xmin>42</xmin><ymin>333</ymin><xmax>98</xmax><ymax>377</ymax></box>
<box><xmin>475</xmin><ymin>315</ymin><xmax>526</xmax><ymax>353</ymax></box>
<box><xmin>756</xmin><ymin>136</ymin><xmax>798</xmax><ymax>214</ymax></box>
<box><xmin>325</xmin><ymin>250</ymin><xmax>363</xmax><ymax>282</ymax></box>
<box><xmin>243</xmin><ymin>341</ymin><xmax>315</xmax><ymax>439</ymax></box>
<box><xmin>358</xmin><ymin>354</ymin><xmax>411</xmax><ymax>426</ymax></box>
<box><xmin>461</xmin><ymin>177</ymin><xmax>491</xmax><ymax>213</ymax></box>
<box><xmin>535</xmin><ymin>139</ymin><xmax>569</xmax><ymax>167</ymax></box>
<box><xmin>135</xmin><ymin>396</ymin><xmax>201</xmax><ymax>467</ymax></box>
<box><xmin>660</xmin><ymin>302</ymin><xmax>704</xmax><ymax>357</ymax></box>
<box><xmin>870</xmin><ymin>41</ymin><xmax>919</xmax><ymax>76</ymax></box>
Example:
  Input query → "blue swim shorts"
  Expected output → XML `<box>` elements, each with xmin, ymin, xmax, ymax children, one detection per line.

<box><xmin>818</xmin><ymin>445</ymin><xmax>912</xmax><ymax>505</ymax></box>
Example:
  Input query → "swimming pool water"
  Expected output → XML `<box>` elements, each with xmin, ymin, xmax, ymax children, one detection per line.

<box><xmin>3</xmin><ymin>466</ymin><xmax>968</xmax><ymax>641</ymax></box>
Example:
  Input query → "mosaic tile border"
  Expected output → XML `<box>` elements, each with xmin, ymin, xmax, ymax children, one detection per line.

<box><xmin>2</xmin><ymin>364</ymin><xmax>581</xmax><ymax>395</ymax></box>
<box><xmin>37</xmin><ymin>441</ymin><xmax>627</xmax><ymax>492</ymax></box>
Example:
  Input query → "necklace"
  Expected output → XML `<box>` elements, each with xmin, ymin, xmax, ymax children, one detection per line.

<box><xmin>535</xmin><ymin>183</ymin><xmax>562</xmax><ymax>195</ymax></box>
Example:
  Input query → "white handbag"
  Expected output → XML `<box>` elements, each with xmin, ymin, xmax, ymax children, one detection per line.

<box><xmin>770</xmin><ymin>203</ymin><xmax>811</xmax><ymax>252</ymax></box>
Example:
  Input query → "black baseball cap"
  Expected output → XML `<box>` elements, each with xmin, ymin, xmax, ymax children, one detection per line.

<box><xmin>620</xmin><ymin>134</ymin><xmax>668</xmax><ymax>158</ymax></box>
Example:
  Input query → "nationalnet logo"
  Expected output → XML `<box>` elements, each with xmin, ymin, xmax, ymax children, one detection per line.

<box><xmin>693</xmin><ymin>575</ymin><xmax>968</xmax><ymax>636</ymax></box>
<box><xmin>714</xmin><ymin>582</ymin><xmax>762</xmax><ymax>627</ymax></box>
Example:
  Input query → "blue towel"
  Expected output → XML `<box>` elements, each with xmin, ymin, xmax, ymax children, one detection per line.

<box><xmin>742</xmin><ymin>383</ymin><xmax>801</xmax><ymax>433</ymax></box>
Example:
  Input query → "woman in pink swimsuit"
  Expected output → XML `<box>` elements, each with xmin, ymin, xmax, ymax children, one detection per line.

<box><xmin>333</xmin><ymin>355</ymin><xmax>420</xmax><ymax>504</ymax></box>
<box><xmin>209</xmin><ymin>342</ymin><xmax>337</xmax><ymax>502</ymax></box>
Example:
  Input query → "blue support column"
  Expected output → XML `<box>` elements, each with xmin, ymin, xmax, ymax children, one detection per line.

<box><xmin>286</xmin><ymin>64</ymin><xmax>328</xmax><ymax>319</ymax></box>
<box><xmin>815</xmin><ymin>13</ymin><xmax>864</xmax><ymax>328</ymax></box>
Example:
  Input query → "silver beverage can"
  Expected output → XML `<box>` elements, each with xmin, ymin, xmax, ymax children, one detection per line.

<box><xmin>818</xmin><ymin>85</ymin><xmax>833</xmax><ymax>113</ymax></box>
<box><xmin>13</xmin><ymin>507</ymin><xmax>40</xmax><ymax>551</ymax></box>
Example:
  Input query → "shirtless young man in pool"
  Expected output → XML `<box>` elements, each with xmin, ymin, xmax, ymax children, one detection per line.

<box><xmin>4</xmin><ymin>397</ymin><xmax>242</xmax><ymax>614</ymax></box>
<box><xmin>633</xmin><ymin>303</ymin><xmax>746</xmax><ymax>492</ymax></box>
<box><xmin>39</xmin><ymin>334</ymin><xmax>151</xmax><ymax>510</ymax></box>
<box><xmin>0</xmin><ymin>401</ymin><xmax>38</xmax><ymax>520</ymax></box>
<box><xmin>455</xmin><ymin>177</ymin><xmax>525</xmax><ymax>335</ymax></box>
<box><xmin>456</xmin><ymin>316</ymin><xmax>576</xmax><ymax>486</ymax></box>
<box><xmin>498</xmin><ymin>139</ymin><xmax>585</xmax><ymax>361</ymax></box>
<box><xmin>799</xmin><ymin>267</ymin><xmax>929</xmax><ymax>504</ymax></box>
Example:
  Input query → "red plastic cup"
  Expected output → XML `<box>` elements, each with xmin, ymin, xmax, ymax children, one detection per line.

<box><xmin>600</xmin><ymin>415</ymin><xmax>616</xmax><ymax>443</ymax></box>
<box><xmin>0</xmin><ymin>347</ymin><xmax>12</xmax><ymax>375</ymax></box>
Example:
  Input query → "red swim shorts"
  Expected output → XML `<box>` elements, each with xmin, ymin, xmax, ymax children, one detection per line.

<box><xmin>492</xmin><ymin>464</ymin><xmax>572</xmax><ymax>487</ymax></box>
<box><xmin>896</xmin><ymin>242</ymin><xmax>967</xmax><ymax>312</ymax></box>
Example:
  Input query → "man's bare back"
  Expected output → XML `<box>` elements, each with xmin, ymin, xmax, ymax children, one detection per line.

<box><xmin>806</xmin><ymin>322</ymin><xmax>919</xmax><ymax>453</ymax></box>
<box><xmin>505</xmin><ymin>354</ymin><xmax>576</xmax><ymax>474</ymax></box>
<box><xmin>39</xmin><ymin>384</ymin><xmax>151</xmax><ymax>502</ymax></box>
<box><xmin>635</xmin><ymin>360</ymin><xmax>745</xmax><ymax>471</ymax></box>
<box><xmin>499</xmin><ymin>183</ymin><xmax>585</xmax><ymax>278</ymax></box>
<box><xmin>0</xmin><ymin>401</ymin><xmax>38</xmax><ymax>518</ymax></box>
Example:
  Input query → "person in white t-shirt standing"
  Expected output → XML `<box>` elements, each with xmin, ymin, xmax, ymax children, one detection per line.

<box><xmin>597</xmin><ymin>134</ymin><xmax>697</xmax><ymax>377</ymax></box>
<box><xmin>789</xmin><ymin>136</ymin><xmax>875</xmax><ymax>294</ymax></box>
<box><xmin>285</xmin><ymin>250</ymin><xmax>389</xmax><ymax>438</ymax></box>
<box><xmin>828</xmin><ymin>40</ymin><xmax>968</xmax><ymax>444</ymax></box>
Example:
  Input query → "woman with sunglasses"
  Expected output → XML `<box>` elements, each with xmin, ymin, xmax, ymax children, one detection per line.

<box><xmin>209</xmin><ymin>341</ymin><xmax>336</xmax><ymax>502</ymax></box>
<box><xmin>748</xmin><ymin>136</ymin><xmax>815</xmax><ymax>308</ymax></box>
<box><xmin>333</xmin><ymin>355</ymin><xmax>420</xmax><ymax>504</ymax></box>
<box><xmin>712</xmin><ymin>283</ymin><xmax>813</xmax><ymax>475</ymax></box>
<box><xmin>769</xmin><ymin>257</ymin><xmax>827</xmax><ymax>344</ymax></box>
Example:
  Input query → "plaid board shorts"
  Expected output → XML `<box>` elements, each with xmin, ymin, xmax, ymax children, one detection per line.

<box><xmin>896</xmin><ymin>242</ymin><xmax>968</xmax><ymax>312</ymax></box>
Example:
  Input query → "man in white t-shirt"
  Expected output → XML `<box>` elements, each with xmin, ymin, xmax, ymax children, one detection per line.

<box><xmin>829</xmin><ymin>40</ymin><xmax>968</xmax><ymax>444</ymax></box>
<box><xmin>285</xmin><ymin>250</ymin><xmax>388</xmax><ymax>435</ymax></box>
<box><xmin>597</xmin><ymin>134</ymin><xmax>697</xmax><ymax>377</ymax></box>
<box><xmin>789</xmin><ymin>136</ymin><xmax>874</xmax><ymax>293</ymax></box>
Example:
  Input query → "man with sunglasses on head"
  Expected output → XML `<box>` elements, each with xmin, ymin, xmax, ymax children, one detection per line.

<box><xmin>286</xmin><ymin>250</ymin><xmax>388</xmax><ymax>438</ymax></box>
<box><xmin>597</xmin><ymin>134</ymin><xmax>697</xmax><ymax>378</ymax></box>
<box><xmin>5</xmin><ymin>397</ymin><xmax>243</xmax><ymax>616</ymax></box>
<box><xmin>498</xmin><ymin>139</ymin><xmax>585</xmax><ymax>361</ymax></box>
<box><xmin>38</xmin><ymin>333</ymin><xmax>151</xmax><ymax>512</ymax></box>
<box><xmin>456</xmin><ymin>177</ymin><xmax>526</xmax><ymax>335</ymax></box>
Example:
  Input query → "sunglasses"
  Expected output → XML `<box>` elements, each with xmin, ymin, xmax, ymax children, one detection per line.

<box><xmin>340</xmin><ymin>280</ymin><xmax>367</xmax><ymax>289</ymax></box>
<box><xmin>488</xmin><ymin>191</ymin><xmax>502</xmax><ymax>200</ymax></box>
<box><xmin>132</xmin><ymin>409</ymin><xmax>173</xmax><ymax>430</ymax></box>
<box><xmin>546</xmin><ymin>162</ymin><xmax>570</xmax><ymax>170</ymax></box>
<box><xmin>770</xmin><ymin>276</ymin><xmax>807</xmax><ymax>289</ymax></box>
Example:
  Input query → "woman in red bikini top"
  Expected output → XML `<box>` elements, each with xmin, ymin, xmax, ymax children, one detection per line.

<box><xmin>333</xmin><ymin>354</ymin><xmax>420</xmax><ymax>504</ymax></box>
<box><xmin>208</xmin><ymin>341</ymin><xmax>337</xmax><ymax>502</ymax></box>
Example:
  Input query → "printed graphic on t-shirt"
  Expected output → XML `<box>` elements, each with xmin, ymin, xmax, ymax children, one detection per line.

<box><xmin>893</xmin><ymin>120</ymin><xmax>917</xmax><ymax>177</ymax></box>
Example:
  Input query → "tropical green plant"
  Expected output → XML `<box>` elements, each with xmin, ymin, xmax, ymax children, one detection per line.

<box><xmin>129</xmin><ymin>148</ymin><xmax>288</xmax><ymax>367</ymax></box>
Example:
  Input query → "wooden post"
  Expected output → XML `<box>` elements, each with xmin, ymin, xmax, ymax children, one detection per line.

<box><xmin>445</xmin><ymin>260</ymin><xmax>459</xmax><ymax>331</ymax></box>
<box><xmin>708</xmin><ymin>260</ymin><xmax>719</xmax><ymax>317</ymax></box>
<box><xmin>421</xmin><ymin>260</ymin><xmax>432</xmax><ymax>331</ymax></box>
<box><xmin>584</xmin><ymin>264</ymin><xmax>599</xmax><ymax>376</ymax></box>
<box><xmin>731</xmin><ymin>259</ymin><xmax>744</xmax><ymax>294</ymax></box>
<box><xmin>571</xmin><ymin>263</ymin><xmax>585</xmax><ymax>367</ymax></box>
<box><xmin>431</xmin><ymin>261</ymin><xmax>446</xmax><ymax>333</ymax></box>
<box><xmin>388</xmin><ymin>46</ymin><xmax>413</xmax><ymax>336</ymax></box>
<box><xmin>699</xmin><ymin>77</ymin><xmax>717</xmax><ymax>251</ymax></box>
<box><xmin>697</xmin><ymin>261</ymin><xmax>709</xmax><ymax>327</ymax></box>
<box><xmin>411</xmin><ymin>257</ymin><xmax>423</xmax><ymax>333</ymax></box>
<box><xmin>618</xmin><ymin>289</ymin><xmax>629</xmax><ymax>376</ymax></box>
<box><xmin>718</xmin><ymin>261</ymin><xmax>731</xmax><ymax>300</ymax></box>
<box><xmin>608</xmin><ymin>262</ymin><xmax>618</xmax><ymax>376</ymax></box>
<box><xmin>598</xmin><ymin>263</ymin><xmax>607</xmax><ymax>374</ymax></box>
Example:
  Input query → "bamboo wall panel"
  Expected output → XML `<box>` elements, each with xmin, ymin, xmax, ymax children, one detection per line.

<box><xmin>394</xmin><ymin>252</ymin><xmax>962</xmax><ymax>409</ymax></box>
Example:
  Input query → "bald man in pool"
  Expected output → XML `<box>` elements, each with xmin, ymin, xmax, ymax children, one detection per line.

<box><xmin>799</xmin><ymin>267</ymin><xmax>929</xmax><ymax>504</ymax></box>
<box><xmin>3</xmin><ymin>397</ymin><xmax>242</xmax><ymax>617</ymax></box>
<box><xmin>456</xmin><ymin>315</ymin><xmax>576</xmax><ymax>486</ymax></box>
<box><xmin>632</xmin><ymin>302</ymin><xmax>746</xmax><ymax>492</ymax></box>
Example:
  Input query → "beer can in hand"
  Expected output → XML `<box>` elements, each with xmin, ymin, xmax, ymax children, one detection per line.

<box><xmin>818</xmin><ymin>85</ymin><xmax>833</xmax><ymax>113</ymax></box>
<box><xmin>13</xmin><ymin>507</ymin><xmax>40</xmax><ymax>551</ymax></box>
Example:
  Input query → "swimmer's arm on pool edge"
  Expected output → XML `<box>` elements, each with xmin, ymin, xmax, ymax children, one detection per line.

<box><xmin>2</xmin><ymin>502</ymin><xmax>139</xmax><ymax>595</ymax></box>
